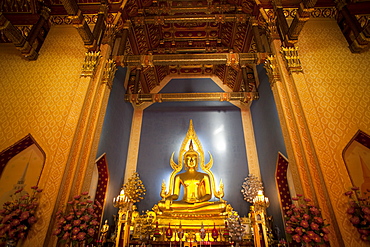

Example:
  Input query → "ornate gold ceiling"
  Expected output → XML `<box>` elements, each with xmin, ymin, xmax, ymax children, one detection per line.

<box><xmin>1</xmin><ymin>0</ymin><xmax>369</xmax><ymax>96</ymax></box>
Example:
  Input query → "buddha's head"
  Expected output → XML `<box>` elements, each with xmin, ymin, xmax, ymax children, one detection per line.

<box><xmin>184</xmin><ymin>140</ymin><xmax>199</xmax><ymax>170</ymax></box>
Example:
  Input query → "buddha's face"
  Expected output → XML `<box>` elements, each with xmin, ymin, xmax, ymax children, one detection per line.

<box><xmin>184</xmin><ymin>152</ymin><xmax>198</xmax><ymax>169</ymax></box>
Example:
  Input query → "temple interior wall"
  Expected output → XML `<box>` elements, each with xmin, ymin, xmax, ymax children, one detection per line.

<box><xmin>296</xmin><ymin>18</ymin><xmax>370</xmax><ymax>246</ymax></box>
<box><xmin>0</xmin><ymin>25</ymin><xmax>87</xmax><ymax>246</ymax></box>
<box><xmin>0</xmin><ymin>17</ymin><xmax>369</xmax><ymax>246</ymax></box>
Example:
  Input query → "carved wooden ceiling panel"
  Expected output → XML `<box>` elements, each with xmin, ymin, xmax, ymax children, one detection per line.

<box><xmin>3</xmin><ymin>0</ymin><xmax>368</xmax><ymax>93</ymax></box>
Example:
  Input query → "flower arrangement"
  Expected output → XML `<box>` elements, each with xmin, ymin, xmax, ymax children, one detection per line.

<box><xmin>344</xmin><ymin>186</ymin><xmax>370</xmax><ymax>241</ymax></box>
<box><xmin>53</xmin><ymin>192</ymin><xmax>102</xmax><ymax>246</ymax></box>
<box><xmin>0</xmin><ymin>186</ymin><xmax>43</xmax><ymax>242</ymax></box>
<box><xmin>284</xmin><ymin>194</ymin><xmax>330</xmax><ymax>245</ymax></box>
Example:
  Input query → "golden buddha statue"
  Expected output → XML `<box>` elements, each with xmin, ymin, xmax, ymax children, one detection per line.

<box><xmin>154</xmin><ymin>120</ymin><xmax>231</xmax><ymax>215</ymax></box>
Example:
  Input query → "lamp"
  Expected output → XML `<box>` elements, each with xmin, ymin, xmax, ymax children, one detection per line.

<box><xmin>253</xmin><ymin>190</ymin><xmax>269</xmax><ymax>208</ymax></box>
<box><xmin>113</xmin><ymin>189</ymin><xmax>130</xmax><ymax>209</ymax></box>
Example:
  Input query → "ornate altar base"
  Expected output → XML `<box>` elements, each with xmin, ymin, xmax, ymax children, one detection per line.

<box><xmin>128</xmin><ymin>240</ymin><xmax>255</xmax><ymax>247</ymax></box>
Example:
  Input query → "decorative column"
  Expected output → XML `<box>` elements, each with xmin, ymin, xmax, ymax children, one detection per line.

<box><xmin>335</xmin><ymin>0</ymin><xmax>370</xmax><ymax>53</ymax></box>
<box><xmin>93</xmin><ymin>3</ymin><xmax>109</xmax><ymax>45</ymax></box>
<box><xmin>48</xmin><ymin>15</ymin><xmax>120</xmax><ymax>247</ymax></box>
<box><xmin>251</xmin><ymin>18</ymin><xmax>266</xmax><ymax>53</ymax></box>
<box><xmin>287</xmin><ymin>0</ymin><xmax>316</xmax><ymax>42</ymax></box>
<box><xmin>0</xmin><ymin>13</ymin><xmax>37</xmax><ymax>60</ymax></box>
<box><xmin>264</xmin><ymin>29</ymin><xmax>344</xmax><ymax>245</ymax></box>
<box><xmin>61</xmin><ymin>0</ymin><xmax>95</xmax><ymax>47</ymax></box>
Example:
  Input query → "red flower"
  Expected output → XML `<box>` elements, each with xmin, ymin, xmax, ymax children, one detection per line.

<box><xmin>313</xmin><ymin>234</ymin><xmax>322</xmax><ymax>242</ymax></box>
<box><xmin>322</xmin><ymin>227</ymin><xmax>330</xmax><ymax>234</ymax></box>
<box><xmin>20</xmin><ymin>211</ymin><xmax>30</xmax><ymax>220</ymax></box>
<box><xmin>285</xmin><ymin>195</ymin><xmax>329</xmax><ymax>244</ymax></box>
<box><xmin>309</xmin><ymin>206</ymin><xmax>320</xmax><ymax>215</ymax></box>
<box><xmin>77</xmin><ymin>231</ymin><xmax>86</xmax><ymax>240</ymax></box>
<box><xmin>18</xmin><ymin>231</ymin><xmax>26</xmax><ymax>239</ymax></box>
<box><xmin>87</xmin><ymin>228</ymin><xmax>95</xmax><ymax>236</ymax></box>
<box><xmin>63</xmin><ymin>224</ymin><xmax>71</xmax><ymax>231</ymax></box>
<box><xmin>347</xmin><ymin>207</ymin><xmax>355</xmax><ymax>214</ymax></box>
<box><xmin>295</xmin><ymin>227</ymin><xmax>303</xmax><ymax>235</ymax></box>
<box><xmin>73</xmin><ymin>219</ymin><xmax>81</xmax><ymax>226</ymax></box>
<box><xmin>300</xmin><ymin>220</ymin><xmax>309</xmax><ymax>228</ymax></box>
<box><xmin>362</xmin><ymin>206</ymin><xmax>370</xmax><ymax>215</ymax></box>
<box><xmin>285</xmin><ymin>226</ymin><xmax>294</xmax><ymax>234</ymax></box>
<box><xmin>52</xmin><ymin>193</ymin><xmax>100</xmax><ymax>244</ymax></box>
<box><xmin>53</xmin><ymin>228</ymin><xmax>61</xmax><ymax>235</ymax></box>
<box><xmin>302</xmin><ymin>234</ymin><xmax>311</xmax><ymax>243</ymax></box>
<box><xmin>292</xmin><ymin>234</ymin><xmax>301</xmax><ymax>243</ymax></box>
<box><xmin>314</xmin><ymin>216</ymin><xmax>323</xmax><ymax>224</ymax></box>
<box><xmin>72</xmin><ymin>227</ymin><xmax>80</xmax><ymax>235</ymax></box>
<box><xmin>73</xmin><ymin>195</ymin><xmax>81</xmax><ymax>200</ymax></box>
<box><xmin>302</xmin><ymin>214</ymin><xmax>310</xmax><ymax>220</ymax></box>
<box><xmin>62</xmin><ymin>232</ymin><xmax>70</xmax><ymax>240</ymax></box>
<box><xmin>350</xmin><ymin>216</ymin><xmax>361</xmax><ymax>225</ymax></box>
<box><xmin>10</xmin><ymin>219</ymin><xmax>20</xmax><ymax>226</ymax></box>
<box><xmin>27</xmin><ymin>216</ymin><xmax>37</xmax><ymax>225</ymax></box>
<box><xmin>310</xmin><ymin>222</ymin><xmax>319</xmax><ymax>231</ymax></box>
<box><xmin>345</xmin><ymin>191</ymin><xmax>354</xmax><ymax>196</ymax></box>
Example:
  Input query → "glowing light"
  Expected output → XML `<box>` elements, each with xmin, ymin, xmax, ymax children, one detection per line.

<box><xmin>213</xmin><ymin>124</ymin><xmax>226</xmax><ymax>151</ymax></box>
<box><xmin>213</xmin><ymin>125</ymin><xmax>224</xmax><ymax>135</ymax></box>
<box><xmin>215</xmin><ymin>139</ymin><xmax>226</xmax><ymax>151</ymax></box>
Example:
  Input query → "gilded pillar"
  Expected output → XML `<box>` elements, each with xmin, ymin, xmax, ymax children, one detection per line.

<box><xmin>61</xmin><ymin>0</ymin><xmax>95</xmax><ymax>47</ymax></box>
<box><xmin>265</xmin><ymin>39</ymin><xmax>344</xmax><ymax>246</ymax></box>
<box><xmin>124</xmin><ymin>104</ymin><xmax>152</xmax><ymax>183</ymax></box>
<box><xmin>287</xmin><ymin>0</ymin><xmax>316</xmax><ymax>42</ymax></box>
<box><xmin>47</xmin><ymin>19</ymin><xmax>119</xmax><ymax>246</ymax></box>
<box><xmin>251</xmin><ymin>18</ymin><xmax>265</xmax><ymax>53</ymax></box>
<box><xmin>117</xmin><ymin>22</ymin><xmax>131</xmax><ymax>56</ymax></box>
<box><xmin>93</xmin><ymin>3</ymin><xmax>109</xmax><ymax>46</ymax></box>
<box><xmin>336</xmin><ymin>0</ymin><xmax>370</xmax><ymax>53</ymax></box>
<box><xmin>0</xmin><ymin>13</ymin><xmax>37</xmax><ymax>60</ymax></box>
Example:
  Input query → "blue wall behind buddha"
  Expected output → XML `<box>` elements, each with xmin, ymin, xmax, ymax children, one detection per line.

<box><xmin>97</xmin><ymin>67</ymin><xmax>133</xmax><ymax>224</ymax></box>
<box><xmin>136</xmin><ymin>78</ymin><xmax>250</xmax><ymax>216</ymax></box>
<box><xmin>250</xmin><ymin>64</ymin><xmax>287</xmax><ymax>237</ymax></box>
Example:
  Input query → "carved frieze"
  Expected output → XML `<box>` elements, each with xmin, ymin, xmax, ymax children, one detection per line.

<box><xmin>264</xmin><ymin>55</ymin><xmax>281</xmax><ymax>85</ymax></box>
<box><xmin>101</xmin><ymin>59</ymin><xmax>117</xmax><ymax>89</ymax></box>
<box><xmin>280</xmin><ymin>46</ymin><xmax>303</xmax><ymax>73</ymax></box>
<box><xmin>81</xmin><ymin>51</ymin><xmax>101</xmax><ymax>77</ymax></box>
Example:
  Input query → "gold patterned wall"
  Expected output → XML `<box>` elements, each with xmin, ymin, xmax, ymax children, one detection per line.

<box><xmin>297</xmin><ymin>18</ymin><xmax>370</xmax><ymax>246</ymax></box>
<box><xmin>0</xmin><ymin>25</ymin><xmax>87</xmax><ymax>246</ymax></box>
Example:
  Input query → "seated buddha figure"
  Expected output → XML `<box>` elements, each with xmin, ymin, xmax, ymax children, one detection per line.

<box><xmin>156</xmin><ymin>140</ymin><xmax>228</xmax><ymax>214</ymax></box>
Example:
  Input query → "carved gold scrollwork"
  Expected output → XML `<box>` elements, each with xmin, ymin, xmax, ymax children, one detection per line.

<box><xmin>101</xmin><ymin>59</ymin><xmax>117</xmax><ymax>89</ymax></box>
<box><xmin>81</xmin><ymin>51</ymin><xmax>101</xmax><ymax>77</ymax></box>
<box><xmin>264</xmin><ymin>55</ymin><xmax>281</xmax><ymax>85</ymax></box>
<box><xmin>280</xmin><ymin>46</ymin><xmax>303</xmax><ymax>73</ymax></box>
<box><xmin>226</xmin><ymin>52</ymin><xmax>239</xmax><ymax>70</ymax></box>
<box><xmin>140</xmin><ymin>53</ymin><xmax>154</xmax><ymax>67</ymax></box>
